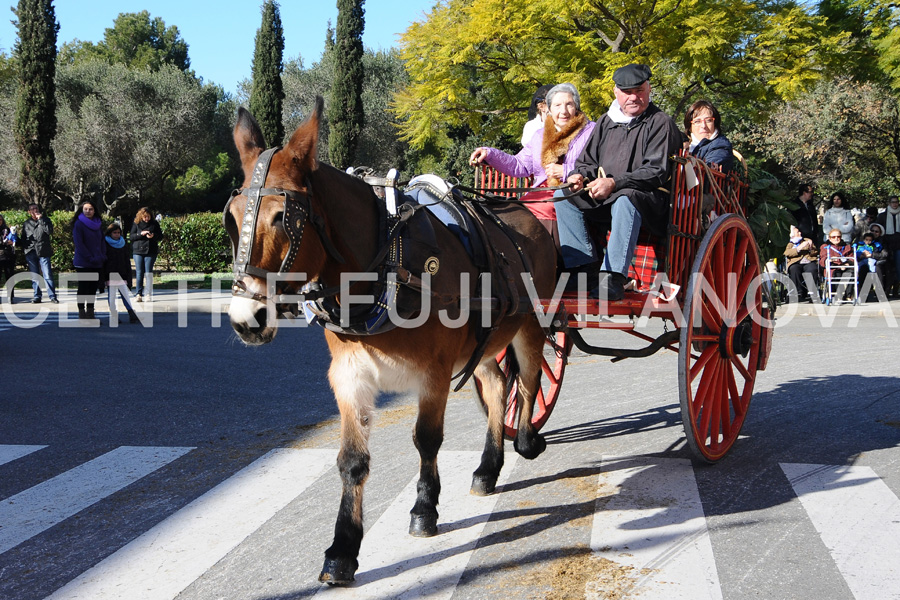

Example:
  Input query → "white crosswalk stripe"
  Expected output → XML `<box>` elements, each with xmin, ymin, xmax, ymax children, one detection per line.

<box><xmin>46</xmin><ymin>448</ymin><xmax>337</xmax><ymax>600</ymax></box>
<box><xmin>0</xmin><ymin>446</ymin><xmax>193</xmax><ymax>555</ymax></box>
<box><xmin>781</xmin><ymin>463</ymin><xmax>900</xmax><ymax>600</ymax></box>
<box><xmin>0</xmin><ymin>444</ymin><xmax>47</xmax><ymax>466</ymax></box>
<box><xmin>589</xmin><ymin>456</ymin><xmax>722</xmax><ymax>600</ymax></box>
<box><xmin>1</xmin><ymin>446</ymin><xmax>899</xmax><ymax>599</ymax></box>
<box><xmin>317</xmin><ymin>451</ymin><xmax>518</xmax><ymax>600</ymax></box>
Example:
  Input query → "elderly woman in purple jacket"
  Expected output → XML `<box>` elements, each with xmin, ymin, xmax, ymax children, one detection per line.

<box><xmin>72</xmin><ymin>200</ymin><xmax>106</xmax><ymax>320</ymax></box>
<box><xmin>468</xmin><ymin>83</ymin><xmax>596</xmax><ymax>247</ymax></box>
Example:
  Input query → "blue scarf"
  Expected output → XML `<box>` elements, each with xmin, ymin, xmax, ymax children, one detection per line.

<box><xmin>105</xmin><ymin>235</ymin><xmax>125</xmax><ymax>248</ymax></box>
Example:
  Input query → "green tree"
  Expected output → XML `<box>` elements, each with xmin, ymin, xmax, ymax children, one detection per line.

<box><xmin>249</xmin><ymin>0</ymin><xmax>285</xmax><ymax>145</ymax></box>
<box><xmin>394</xmin><ymin>0</ymin><xmax>848</xmax><ymax>152</ymax></box>
<box><xmin>281</xmin><ymin>48</ymin><xmax>408</xmax><ymax>171</ymax></box>
<box><xmin>744</xmin><ymin>77</ymin><xmax>900</xmax><ymax>202</ymax></box>
<box><xmin>13</xmin><ymin>0</ymin><xmax>58</xmax><ymax>206</ymax></box>
<box><xmin>328</xmin><ymin>0</ymin><xmax>365</xmax><ymax>169</ymax></box>
<box><xmin>58</xmin><ymin>11</ymin><xmax>190</xmax><ymax>72</ymax></box>
<box><xmin>53</xmin><ymin>62</ymin><xmax>219</xmax><ymax>215</ymax></box>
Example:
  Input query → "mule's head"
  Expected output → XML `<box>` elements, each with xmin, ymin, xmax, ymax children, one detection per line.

<box><xmin>224</xmin><ymin>98</ymin><xmax>327</xmax><ymax>345</ymax></box>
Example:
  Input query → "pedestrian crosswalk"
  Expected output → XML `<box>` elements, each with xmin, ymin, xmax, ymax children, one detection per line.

<box><xmin>1</xmin><ymin>444</ymin><xmax>899</xmax><ymax>600</ymax></box>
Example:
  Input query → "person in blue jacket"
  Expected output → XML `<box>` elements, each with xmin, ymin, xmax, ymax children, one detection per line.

<box><xmin>72</xmin><ymin>200</ymin><xmax>106</xmax><ymax>320</ymax></box>
<box><xmin>683</xmin><ymin>99</ymin><xmax>734</xmax><ymax>172</ymax></box>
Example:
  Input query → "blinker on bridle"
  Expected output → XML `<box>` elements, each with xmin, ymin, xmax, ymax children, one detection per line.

<box><xmin>224</xmin><ymin>146</ymin><xmax>344</xmax><ymax>302</ymax></box>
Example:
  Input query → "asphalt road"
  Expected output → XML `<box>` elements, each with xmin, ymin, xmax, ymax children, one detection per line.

<box><xmin>1</xmin><ymin>307</ymin><xmax>899</xmax><ymax>600</ymax></box>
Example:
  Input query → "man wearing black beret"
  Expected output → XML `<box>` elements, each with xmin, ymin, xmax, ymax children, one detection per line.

<box><xmin>555</xmin><ymin>63</ymin><xmax>682</xmax><ymax>300</ymax></box>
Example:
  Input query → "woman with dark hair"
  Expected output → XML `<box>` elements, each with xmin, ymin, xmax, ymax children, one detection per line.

<box><xmin>130</xmin><ymin>206</ymin><xmax>164</xmax><ymax>302</ymax></box>
<box><xmin>71</xmin><ymin>200</ymin><xmax>106</xmax><ymax>320</ymax></box>
<box><xmin>683</xmin><ymin>99</ymin><xmax>733</xmax><ymax>171</ymax></box>
<box><xmin>822</xmin><ymin>192</ymin><xmax>854</xmax><ymax>243</ymax></box>
<box><xmin>521</xmin><ymin>84</ymin><xmax>555</xmax><ymax>146</ymax></box>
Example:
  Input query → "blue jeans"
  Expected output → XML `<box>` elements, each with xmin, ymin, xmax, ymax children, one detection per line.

<box><xmin>555</xmin><ymin>191</ymin><xmax>597</xmax><ymax>268</ymax></box>
<box><xmin>133</xmin><ymin>254</ymin><xmax>157</xmax><ymax>296</ymax></box>
<box><xmin>25</xmin><ymin>252</ymin><xmax>57</xmax><ymax>300</ymax></box>
<box><xmin>555</xmin><ymin>193</ymin><xmax>642</xmax><ymax>276</ymax></box>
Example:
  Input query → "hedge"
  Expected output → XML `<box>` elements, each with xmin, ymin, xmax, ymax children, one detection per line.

<box><xmin>1</xmin><ymin>210</ymin><xmax>232</xmax><ymax>273</ymax></box>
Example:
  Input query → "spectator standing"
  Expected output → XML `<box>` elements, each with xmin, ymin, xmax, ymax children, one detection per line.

<box><xmin>130</xmin><ymin>206</ymin><xmax>164</xmax><ymax>302</ymax></box>
<box><xmin>876</xmin><ymin>195</ymin><xmax>900</xmax><ymax>297</ymax></box>
<box><xmin>22</xmin><ymin>204</ymin><xmax>59</xmax><ymax>304</ymax></box>
<box><xmin>0</xmin><ymin>214</ymin><xmax>16</xmax><ymax>299</ymax></box>
<box><xmin>783</xmin><ymin>224</ymin><xmax>818</xmax><ymax>302</ymax></box>
<box><xmin>822</xmin><ymin>192</ymin><xmax>855</xmax><ymax>243</ymax></box>
<box><xmin>790</xmin><ymin>183</ymin><xmax>820</xmax><ymax>246</ymax></box>
<box><xmin>102</xmin><ymin>223</ymin><xmax>139</xmax><ymax>324</ymax></box>
<box><xmin>72</xmin><ymin>200</ymin><xmax>106</xmax><ymax>320</ymax></box>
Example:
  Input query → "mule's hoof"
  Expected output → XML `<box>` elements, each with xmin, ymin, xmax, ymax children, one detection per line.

<box><xmin>319</xmin><ymin>556</ymin><xmax>357</xmax><ymax>585</ymax></box>
<box><xmin>409</xmin><ymin>513</ymin><xmax>438</xmax><ymax>537</ymax></box>
<box><xmin>470</xmin><ymin>474</ymin><xmax>497</xmax><ymax>496</ymax></box>
<box><xmin>514</xmin><ymin>432</ymin><xmax>547</xmax><ymax>460</ymax></box>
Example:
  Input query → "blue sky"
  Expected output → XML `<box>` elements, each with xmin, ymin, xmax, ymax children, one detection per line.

<box><xmin>0</xmin><ymin>1</ymin><xmax>436</xmax><ymax>95</ymax></box>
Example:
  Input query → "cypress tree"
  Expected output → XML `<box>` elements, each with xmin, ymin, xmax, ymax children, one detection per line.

<box><xmin>13</xmin><ymin>0</ymin><xmax>59</xmax><ymax>206</ymax></box>
<box><xmin>249</xmin><ymin>0</ymin><xmax>285</xmax><ymax>145</ymax></box>
<box><xmin>328</xmin><ymin>0</ymin><xmax>365</xmax><ymax>169</ymax></box>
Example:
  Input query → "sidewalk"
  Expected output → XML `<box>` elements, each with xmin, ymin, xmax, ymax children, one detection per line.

<box><xmin>4</xmin><ymin>286</ymin><xmax>899</xmax><ymax>319</ymax></box>
<box><xmin>1</xmin><ymin>287</ymin><xmax>231</xmax><ymax>316</ymax></box>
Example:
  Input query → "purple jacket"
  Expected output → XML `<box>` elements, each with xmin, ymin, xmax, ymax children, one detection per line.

<box><xmin>73</xmin><ymin>217</ymin><xmax>107</xmax><ymax>269</ymax></box>
<box><xmin>483</xmin><ymin>120</ymin><xmax>597</xmax><ymax>186</ymax></box>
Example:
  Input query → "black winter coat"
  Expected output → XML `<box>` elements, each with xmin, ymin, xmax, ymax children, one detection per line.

<box><xmin>103</xmin><ymin>240</ymin><xmax>133</xmax><ymax>287</ymax></box>
<box><xmin>570</xmin><ymin>103</ymin><xmax>683</xmax><ymax>236</ymax></box>
<box><xmin>130</xmin><ymin>220</ymin><xmax>164</xmax><ymax>256</ymax></box>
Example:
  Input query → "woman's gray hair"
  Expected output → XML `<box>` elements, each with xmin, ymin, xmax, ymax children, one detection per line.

<box><xmin>545</xmin><ymin>83</ymin><xmax>580</xmax><ymax>111</ymax></box>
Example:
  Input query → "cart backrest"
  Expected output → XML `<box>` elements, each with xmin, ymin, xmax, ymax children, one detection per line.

<box><xmin>666</xmin><ymin>150</ymin><xmax>751</xmax><ymax>291</ymax></box>
<box><xmin>474</xmin><ymin>164</ymin><xmax>533</xmax><ymax>199</ymax></box>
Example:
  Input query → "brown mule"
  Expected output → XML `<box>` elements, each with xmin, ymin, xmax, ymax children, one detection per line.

<box><xmin>224</xmin><ymin>98</ymin><xmax>557</xmax><ymax>585</ymax></box>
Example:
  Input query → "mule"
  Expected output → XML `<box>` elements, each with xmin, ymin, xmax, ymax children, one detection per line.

<box><xmin>224</xmin><ymin>99</ymin><xmax>557</xmax><ymax>584</ymax></box>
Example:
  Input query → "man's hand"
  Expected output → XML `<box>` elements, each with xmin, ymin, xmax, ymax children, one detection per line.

<box><xmin>585</xmin><ymin>177</ymin><xmax>616</xmax><ymax>200</ymax></box>
<box><xmin>566</xmin><ymin>173</ymin><xmax>585</xmax><ymax>192</ymax></box>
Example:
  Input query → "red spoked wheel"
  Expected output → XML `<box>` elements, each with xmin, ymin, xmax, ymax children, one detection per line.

<box><xmin>679</xmin><ymin>215</ymin><xmax>765</xmax><ymax>463</ymax></box>
<box><xmin>474</xmin><ymin>332</ymin><xmax>568</xmax><ymax>440</ymax></box>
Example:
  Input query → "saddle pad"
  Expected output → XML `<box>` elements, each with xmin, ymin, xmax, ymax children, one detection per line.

<box><xmin>403</xmin><ymin>175</ymin><xmax>485</xmax><ymax>267</ymax></box>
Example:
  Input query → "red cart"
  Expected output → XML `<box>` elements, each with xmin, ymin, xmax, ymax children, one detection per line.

<box><xmin>473</xmin><ymin>152</ymin><xmax>775</xmax><ymax>463</ymax></box>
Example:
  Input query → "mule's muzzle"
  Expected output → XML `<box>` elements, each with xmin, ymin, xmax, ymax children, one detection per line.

<box><xmin>229</xmin><ymin>300</ymin><xmax>276</xmax><ymax>345</ymax></box>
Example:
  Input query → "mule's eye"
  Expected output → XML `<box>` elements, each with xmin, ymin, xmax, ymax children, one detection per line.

<box><xmin>272</xmin><ymin>211</ymin><xmax>285</xmax><ymax>231</ymax></box>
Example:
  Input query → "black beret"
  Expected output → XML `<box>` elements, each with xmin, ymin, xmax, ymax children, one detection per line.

<box><xmin>613</xmin><ymin>64</ymin><xmax>651</xmax><ymax>88</ymax></box>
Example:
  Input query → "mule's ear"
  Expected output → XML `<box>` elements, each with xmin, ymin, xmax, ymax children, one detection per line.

<box><xmin>233</xmin><ymin>107</ymin><xmax>267</xmax><ymax>178</ymax></box>
<box><xmin>285</xmin><ymin>96</ymin><xmax>325</xmax><ymax>172</ymax></box>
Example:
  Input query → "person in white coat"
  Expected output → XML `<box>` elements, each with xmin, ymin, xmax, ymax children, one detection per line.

<box><xmin>821</xmin><ymin>192</ymin><xmax>855</xmax><ymax>243</ymax></box>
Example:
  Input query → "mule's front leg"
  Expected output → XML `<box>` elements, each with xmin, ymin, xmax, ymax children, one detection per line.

<box><xmin>320</xmin><ymin>443</ymin><xmax>369</xmax><ymax>584</ymax></box>
<box><xmin>319</xmin><ymin>356</ymin><xmax>374</xmax><ymax>585</ymax></box>
<box><xmin>409</xmin><ymin>386</ymin><xmax>448</xmax><ymax>537</ymax></box>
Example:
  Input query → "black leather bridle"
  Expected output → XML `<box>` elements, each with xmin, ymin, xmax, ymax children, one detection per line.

<box><xmin>223</xmin><ymin>147</ymin><xmax>344</xmax><ymax>302</ymax></box>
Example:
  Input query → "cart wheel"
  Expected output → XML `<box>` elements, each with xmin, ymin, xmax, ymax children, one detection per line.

<box><xmin>679</xmin><ymin>215</ymin><xmax>764</xmax><ymax>463</ymax></box>
<box><xmin>473</xmin><ymin>332</ymin><xmax>568</xmax><ymax>440</ymax></box>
